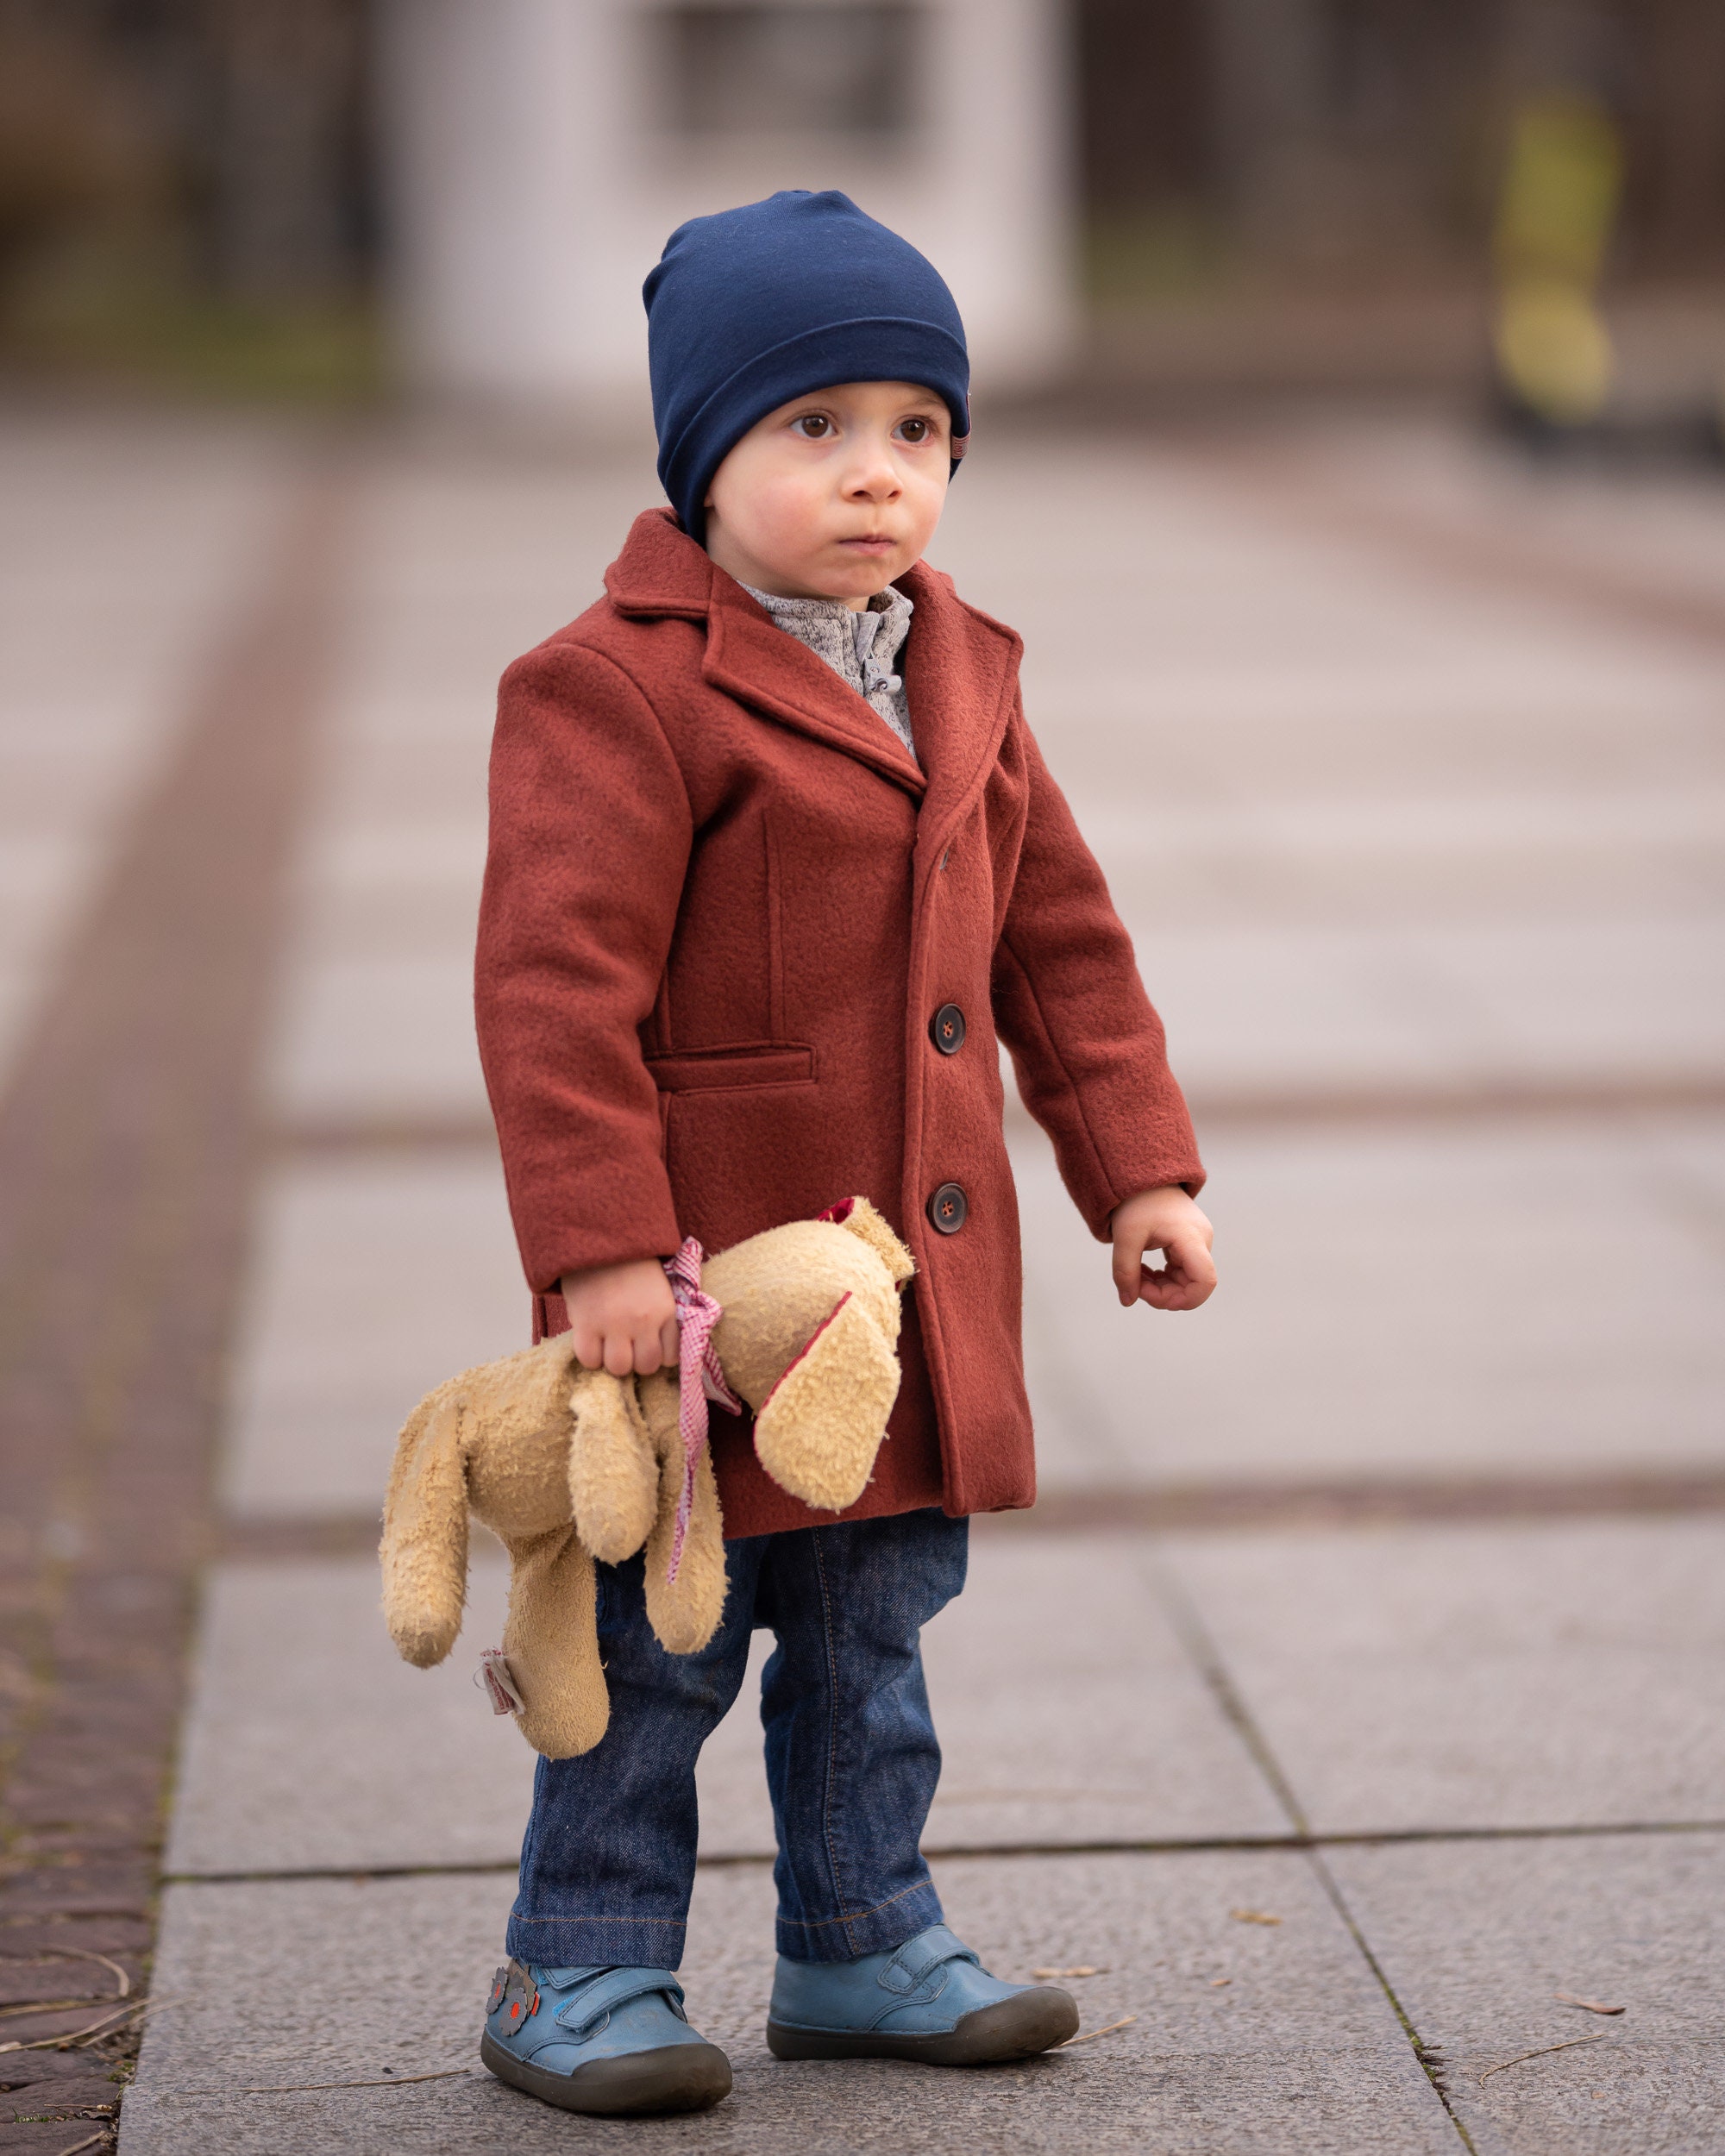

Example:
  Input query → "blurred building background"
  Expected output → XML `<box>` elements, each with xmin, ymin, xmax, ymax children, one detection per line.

<box><xmin>373</xmin><ymin>0</ymin><xmax>1075</xmax><ymax>404</ymax></box>
<box><xmin>1</xmin><ymin>0</ymin><xmax>1722</xmax><ymax>419</ymax></box>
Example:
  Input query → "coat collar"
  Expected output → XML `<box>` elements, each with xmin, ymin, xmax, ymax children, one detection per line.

<box><xmin>605</xmin><ymin>510</ymin><xmax>1020</xmax><ymax>836</ymax></box>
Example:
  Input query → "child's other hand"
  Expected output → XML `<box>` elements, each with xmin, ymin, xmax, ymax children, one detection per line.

<box><xmin>1110</xmin><ymin>1187</ymin><xmax>1216</xmax><ymax>1313</ymax></box>
<box><xmin>561</xmin><ymin>1259</ymin><xmax>681</xmax><ymax>1376</ymax></box>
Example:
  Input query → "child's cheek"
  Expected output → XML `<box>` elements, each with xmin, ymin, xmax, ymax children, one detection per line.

<box><xmin>906</xmin><ymin>467</ymin><xmax>948</xmax><ymax>547</ymax></box>
<box><xmin>756</xmin><ymin>471</ymin><xmax>836</xmax><ymax>556</ymax></box>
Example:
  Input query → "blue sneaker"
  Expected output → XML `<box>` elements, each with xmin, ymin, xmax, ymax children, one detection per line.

<box><xmin>766</xmin><ymin>1923</ymin><xmax>1079</xmax><ymax>2065</ymax></box>
<box><xmin>480</xmin><ymin>1959</ymin><xmax>731</xmax><ymax>2114</ymax></box>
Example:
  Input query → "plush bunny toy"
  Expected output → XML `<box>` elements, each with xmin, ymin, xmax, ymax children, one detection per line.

<box><xmin>380</xmin><ymin>1197</ymin><xmax>913</xmax><ymax>1758</ymax></box>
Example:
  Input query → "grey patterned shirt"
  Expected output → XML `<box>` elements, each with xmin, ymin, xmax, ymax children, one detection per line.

<box><xmin>741</xmin><ymin>582</ymin><xmax>917</xmax><ymax>761</ymax></box>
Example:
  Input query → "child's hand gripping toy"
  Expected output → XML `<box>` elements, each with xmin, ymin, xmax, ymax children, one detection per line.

<box><xmin>380</xmin><ymin>1198</ymin><xmax>913</xmax><ymax>1758</ymax></box>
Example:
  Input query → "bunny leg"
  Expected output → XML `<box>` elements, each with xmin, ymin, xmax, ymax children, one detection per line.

<box><xmin>637</xmin><ymin>1370</ymin><xmax>728</xmax><ymax>1657</ymax></box>
<box><xmin>752</xmin><ymin>1292</ymin><xmax>900</xmax><ymax>1513</ymax></box>
<box><xmin>502</xmin><ymin>1526</ymin><xmax>610</xmax><ymax>1758</ymax></box>
<box><xmin>380</xmin><ymin>1386</ymin><xmax>470</xmax><ymax>1668</ymax></box>
<box><xmin>567</xmin><ymin>1365</ymin><xmax>659</xmax><ymax>1563</ymax></box>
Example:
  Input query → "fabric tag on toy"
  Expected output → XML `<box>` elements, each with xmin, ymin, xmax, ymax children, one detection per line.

<box><xmin>476</xmin><ymin>1649</ymin><xmax>524</xmax><ymax>1717</ymax></box>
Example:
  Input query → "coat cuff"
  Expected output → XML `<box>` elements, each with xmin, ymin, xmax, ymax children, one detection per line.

<box><xmin>1094</xmin><ymin>1155</ymin><xmax>1208</xmax><ymax>1238</ymax></box>
<box><xmin>501</xmin><ymin>1150</ymin><xmax>684</xmax><ymax>1294</ymax></box>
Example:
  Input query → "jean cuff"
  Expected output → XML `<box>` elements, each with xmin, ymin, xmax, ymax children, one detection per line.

<box><xmin>505</xmin><ymin>1912</ymin><xmax>686</xmax><ymax>1971</ymax></box>
<box><xmin>775</xmin><ymin>1877</ymin><xmax>944</xmax><ymax>1963</ymax></box>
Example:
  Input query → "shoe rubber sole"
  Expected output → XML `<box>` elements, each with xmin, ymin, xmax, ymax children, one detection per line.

<box><xmin>766</xmin><ymin>1985</ymin><xmax>1080</xmax><ymax>2065</ymax></box>
<box><xmin>480</xmin><ymin>2028</ymin><xmax>732</xmax><ymax>2114</ymax></box>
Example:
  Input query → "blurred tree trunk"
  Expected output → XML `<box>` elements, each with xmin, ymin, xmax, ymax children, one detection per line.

<box><xmin>1620</xmin><ymin>0</ymin><xmax>1725</xmax><ymax>273</ymax></box>
<box><xmin>1202</xmin><ymin>0</ymin><xmax>1502</xmax><ymax>270</ymax></box>
<box><xmin>202</xmin><ymin>0</ymin><xmax>366</xmax><ymax>300</ymax></box>
<box><xmin>1076</xmin><ymin>0</ymin><xmax>1216</xmax><ymax>211</ymax></box>
<box><xmin>1206</xmin><ymin>0</ymin><xmax>1331</xmax><ymax>253</ymax></box>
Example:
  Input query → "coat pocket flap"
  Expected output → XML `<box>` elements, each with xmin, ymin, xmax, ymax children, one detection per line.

<box><xmin>646</xmin><ymin>1044</ymin><xmax>816</xmax><ymax>1093</ymax></box>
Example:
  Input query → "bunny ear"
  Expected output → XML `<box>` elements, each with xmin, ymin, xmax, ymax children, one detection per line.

<box><xmin>380</xmin><ymin>1384</ymin><xmax>470</xmax><ymax>1668</ymax></box>
<box><xmin>503</xmin><ymin>1526</ymin><xmax>610</xmax><ymax>1758</ymax></box>
<box><xmin>831</xmin><ymin>1196</ymin><xmax>915</xmax><ymax>1288</ymax></box>
<box><xmin>752</xmin><ymin>1292</ymin><xmax>900</xmax><ymax>1512</ymax></box>
<box><xmin>567</xmin><ymin>1367</ymin><xmax>659</xmax><ymax>1564</ymax></box>
<box><xmin>639</xmin><ymin>1369</ymin><xmax>728</xmax><ymax>1656</ymax></box>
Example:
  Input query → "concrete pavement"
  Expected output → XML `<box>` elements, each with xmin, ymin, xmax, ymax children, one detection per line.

<box><xmin>3</xmin><ymin>404</ymin><xmax>1722</xmax><ymax>2151</ymax></box>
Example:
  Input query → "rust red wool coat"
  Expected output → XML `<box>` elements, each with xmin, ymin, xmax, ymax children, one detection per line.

<box><xmin>474</xmin><ymin>510</ymin><xmax>1202</xmax><ymax>1538</ymax></box>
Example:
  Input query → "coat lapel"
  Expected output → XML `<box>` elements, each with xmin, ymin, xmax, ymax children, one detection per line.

<box><xmin>602</xmin><ymin>510</ymin><xmax>1022</xmax><ymax>828</ymax></box>
<box><xmin>605</xmin><ymin>509</ymin><xmax>926</xmax><ymax>798</ymax></box>
<box><xmin>704</xmin><ymin>588</ymin><xmax>927</xmax><ymax>796</ymax></box>
<box><xmin>896</xmin><ymin>560</ymin><xmax>1020</xmax><ymax>868</ymax></box>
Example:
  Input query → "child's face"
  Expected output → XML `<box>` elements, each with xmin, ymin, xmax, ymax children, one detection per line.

<box><xmin>703</xmin><ymin>379</ymin><xmax>951</xmax><ymax>609</ymax></box>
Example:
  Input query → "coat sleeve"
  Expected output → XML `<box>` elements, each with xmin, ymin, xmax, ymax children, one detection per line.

<box><xmin>474</xmin><ymin>640</ymin><xmax>693</xmax><ymax>1292</ymax></box>
<box><xmin>991</xmin><ymin>711</ymin><xmax>1205</xmax><ymax>1237</ymax></box>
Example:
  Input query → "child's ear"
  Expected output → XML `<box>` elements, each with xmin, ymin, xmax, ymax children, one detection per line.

<box><xmin>380</xmin><ymin>1385</ymin><xmax>470</xmax><ymax>1668</ymax></box>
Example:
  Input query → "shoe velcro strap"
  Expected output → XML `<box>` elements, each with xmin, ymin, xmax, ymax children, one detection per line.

<box><xmin>879</xmin><ymin>1927</ymin><xmax>981</xmax><ymax>1999</ymax></box>
<box><xmin>552</xmin><ymin>1966</ymin><xmax>686</xmax><ymax>2035</ymax></box>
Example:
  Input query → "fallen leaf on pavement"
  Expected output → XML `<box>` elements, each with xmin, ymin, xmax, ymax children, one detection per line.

<box><xmin>1210</xmin><ymin>1977</ymin><xmax>1232</xmax><ymax>1987</ymax></box>
<box><xmin>236</xmin><ymin>2069</ymin><xmax>476</xmax><ymax>2093</ymax></box>
<box><xmin>1057</xmin><ymin>2015</ymin><xmax>1138</xmax><ymax>2046</ymax></box>
<box><xmin>1229</xmin><ymin>1908</ymin><xmax>1281</xmax><ymax>1926</ymax></box>
<box><xmin>1555</xmin><ymin>1991</ymin><xmax>1624</xmax><ymax>2015</ymax></box>
<box><xmin>1033</xmin><ymin>1965</ymin><xmax>1104</xmax><ymax>1978</ymax></box>
<box><xmin>1477</xmin><ymin>2033</ymin><xmax>1605</xmax><ymax>2083</ymax></box>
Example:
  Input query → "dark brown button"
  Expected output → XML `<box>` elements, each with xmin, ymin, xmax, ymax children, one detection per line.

<box><xmin>927</xmin><ymin>1181</ymin><xmax>968</xmax><ymax>1235</ymax></box>
<box><xmin>930</xmin><ymin>1003</ymin><xmax>966</xmax><ymax>1055</ymax></box>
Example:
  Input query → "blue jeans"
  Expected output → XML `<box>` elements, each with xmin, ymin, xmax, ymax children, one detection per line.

<box><xmin>506</xmin><ymin>1507</ymin><xmax>969</xmax><ymax>1970</ymax></box>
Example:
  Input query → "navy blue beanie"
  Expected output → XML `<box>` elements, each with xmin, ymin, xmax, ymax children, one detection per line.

<box><xmin>643</xmin><ymin>190</ymin><xmax>970</xmax><ymax>543</ymax></box>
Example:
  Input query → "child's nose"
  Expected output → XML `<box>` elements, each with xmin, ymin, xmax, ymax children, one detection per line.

<box><xmin>843</xmin><ymin>443</ymin><xmax>902</xmax><ymax>499</ymax></box>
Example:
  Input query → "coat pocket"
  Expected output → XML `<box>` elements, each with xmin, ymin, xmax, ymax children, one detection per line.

<box><xmin>645</xmin><ymin>1043</ymin><xmax>816</xmax><ymax>1094</ymax></box>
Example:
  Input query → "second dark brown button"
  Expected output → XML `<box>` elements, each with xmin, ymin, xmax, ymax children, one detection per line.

<box><xmin>927</xmin><ymin>1181</ymin><xmax>968</xmax><ymax>1235</ymax></box>
<box><xmin>930</xmin><ymin>1003</ymin><xmax>966</xmax><ymax>1055</ymax></box>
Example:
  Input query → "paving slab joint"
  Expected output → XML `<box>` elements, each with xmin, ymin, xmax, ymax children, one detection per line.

<box><xmin>1146</xmin><ymin>1549</ymin><xmax>1482</xmax><ymax>2152</ymax></box>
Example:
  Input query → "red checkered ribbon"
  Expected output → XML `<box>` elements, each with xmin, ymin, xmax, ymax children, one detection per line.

<box><xmin>663</xmin><ymin>1238</ymin><xmax>739</xmax><ymax>1583</ymax></box>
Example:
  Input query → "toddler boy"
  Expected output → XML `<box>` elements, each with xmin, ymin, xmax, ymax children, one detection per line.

<box><xmin>473</xmin><ymin>190</ymin><xmax>1214</xmax><ymax>2115</ymax></box>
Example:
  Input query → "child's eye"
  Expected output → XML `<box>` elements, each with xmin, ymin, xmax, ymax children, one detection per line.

<box><xmin>898</xmin><ymin>417</ymin><xmax>932</xmax><ymax>444</ymax></box>
<box><xmin>794</xmin><ymin>414</ymin><xmax>832</xmax><ymax>439</ymax></box>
